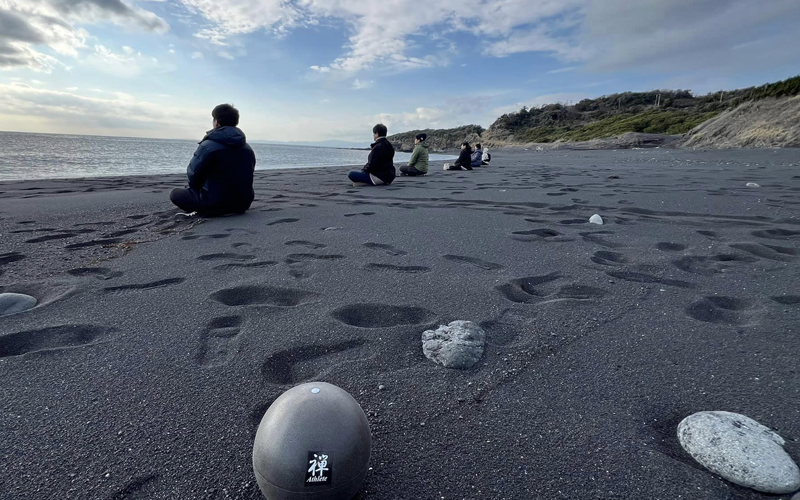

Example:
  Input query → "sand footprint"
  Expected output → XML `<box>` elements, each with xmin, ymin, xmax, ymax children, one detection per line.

<box><xmin>0</xmin><ymin>325</ymin><xmax>115</xmax><ymax>358</ymax></box>
<box><xmin>109</xmin><ymin>474</ymin><xmax>161</xmax><ymax>500</ymax></box>
<box><xmin>68</xmin><ymin>267</ymin><xmax>124</xmax><ymax>280</ymax></box>
<box><xmin>591</xmin><ymin>251</ymin><xmax>630</xmax><ymax>267</ymax></box>
<box><xmin>285</xmin><ymin>240</ymin><xmax>327</xmax><ymax>249</ymax></box>
<box><xmin>364</xmin><ymin>263</ymin><xmax>430</xmax><ymax>274</ymax></box>
<box><xmin>211</xmin><ymin>284</ymin><xmax>321</xmax><ymax>307</ymax></box>
<box><xmin>0</xmin><ymin>252</ymin><xmax>26</xmax><ymax>265</ymax></box>
<box><xmin>442</xmin><ymin>254</ymin><xmax>504</xmax><ymax>271</ymax></box>
<box><xmin>331</xmin><ymin>304</ymin><xmax>435</xmax><ymax>328</ymax></box>
<box><xmin>103</xmin><ymin>278</ymin><xmax>185</xmax><ymax>293</ymax></box>
<box><xmin>496</xmin><ymin>273</ymin><xmax>608</xmax><ymax>305</ymax></box>
<box><xmin>197</xmin><ymin>253</ymin><xmax>255</xmax><ymax>262</ymax></box>
<box><xmin>267</xmin><ymin>218</ymin><xmax>300</xmax><ymax>226</ymax></box>
<box><xmin>729</xmin><ymin>242</ymin><xmax>799</xmax><ymax>262</ymax></box>
<box><xmin>685</xmin><ymin>296</ymin><xmax>758</xmax><ymax>326</ymax></box>
<box><xmin>363</xmin><ymin>242</ymin><xmax>407</xmax><ymax>256</ymax></box>
<box><xmin>261</xmin><ymin>339</ymin><xmax>367</xmax><ymax>385</ymax></box>
<box><xmin>195</xmin><ymin>316</ymin><xmax>244</xmax><ymax>368</ymax></box>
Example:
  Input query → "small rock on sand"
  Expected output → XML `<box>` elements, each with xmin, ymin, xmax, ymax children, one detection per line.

<box><xmin>746</xmin><ymin>182</ymin><xmax>761</xmax><ymax>188</ymax></box>
<box><xmin>0</xmin><ymin>293</ymin><xmax>37</xmax><ymax>316</ymax></box>
<box><xmin>422</xmin><ymin>321</ymin><xmax>485</xmax><ymax>369</ymax></box>
<box><xmin>589</xmin><ymin>214</ymin><xmax>604</xmax><ymax>225</ymax></box>
<box><xmin>677</xmin><ymin>411</ymin><xmax>800</xmax><ymax>494</ymax></box>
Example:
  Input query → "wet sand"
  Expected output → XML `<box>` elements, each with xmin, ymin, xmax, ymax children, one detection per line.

<box><xmin>1</xmin><ymin>149</ymin><xmax>799</xmax><ymax>499</ymax></box>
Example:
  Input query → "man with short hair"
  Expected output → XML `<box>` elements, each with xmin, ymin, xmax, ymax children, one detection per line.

<box><xmin>348</xmin><ymin>124</ymin><xmax>396</xmax><ymax>186</ymax></box>
<box><xmin>170</xmin><ymin>103</ymin><xmax>256</xmax><ymax>216</ymax></box>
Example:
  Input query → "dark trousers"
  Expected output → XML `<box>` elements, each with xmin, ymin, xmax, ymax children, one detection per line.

<box><xmin>400</xmin><ymin>166</ymin><xmax>426</xmax><ymax>176</ymax></box>
<box><xmin>446</xmin><ymin>164</ymin><xmax>472</xmax><ymax>171</ymax></box>
<box><xmin>170</xmin><ymin>188</ymin><xmax>249</xmax><ymax>216</ymax></box>
<box><xmin>348</xmin><ymin>171</ymin><xmax>386</xmax><ymax>185</ymax></box>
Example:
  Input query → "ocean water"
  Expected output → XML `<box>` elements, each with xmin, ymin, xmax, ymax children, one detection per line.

<box><xmin>0</xmin><ymin>131</ymin><xmax>454</xmax><ymax>181</ymax></box>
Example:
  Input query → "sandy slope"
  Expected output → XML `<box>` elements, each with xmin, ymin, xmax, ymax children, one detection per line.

<box><xmin>679</xmin><ymin>96</ymin><xmax>800</xmax><ymax>149</ymax></box>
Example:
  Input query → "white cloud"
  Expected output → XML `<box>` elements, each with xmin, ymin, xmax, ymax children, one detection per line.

<box><xmin>493</xmin><ymin>92</ymin><xmax>589</xmax><ymax>116</ymax></box>
<box><xmin>169</xmin><ymin>48</ymin><xmax>175</xmax><ymax>54</ymax></box>
<box><xmin>172</xmin><ymin>0</ymin><xmax>583</xmax><ymax>73</ymax></box>
<box><xmin>547</xmin><ymin>66</ymin><xmax>578</xmax><ymax>74</ymax></box>
<box><xmin>84</xmin><ymin>44</ymin><xmax>169</xmax><ymax>78</ymax></box>
<box><xmin>191</xmin><ymin>51</ymin><xmax>204</xmax><ymax>59</ymax></box>
<box><xmin>0</xmin><ymin>83</ymin><xmax>206</xmax><ymax>138</ymax></box>
<box><xmin>372</xmin><ymin>107</ymin><xmax>447</xmax><ymax>131</ymax></box>
<box><xmin>168</xmin><ymin>0</ymin><xmax>800</xmax><ymax>82</ymax></box>
<box><xmin>66</xmin><ymin>86</ymin><xmax>79</xmax><ymax>91</ymax></box>
<box><xmin>351</xmin><ymin>78</ymin><xmax>373</xmax><ymax>90</ymax></box>
<box><xmin>0</xmin><ymin>0</ymin><xmax>169</xmax><ymax>71</ymax></box>
<box><xmin>122</xmin><ymin>46</ymin><xmax>134</xmax><ymax>55</ymax></box>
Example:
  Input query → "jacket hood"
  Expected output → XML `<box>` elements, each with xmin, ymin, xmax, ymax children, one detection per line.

<box><xmin>204</xmin><ymin>126</ymin><xmax>247</xmax><ymax>147</ymax></box>
<box><xmin>417</xmin><ymin>142</ymin><xmax>429</xmax><ymax>149</ymax></box>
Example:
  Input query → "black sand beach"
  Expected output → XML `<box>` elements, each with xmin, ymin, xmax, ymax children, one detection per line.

<box><xmin>1</xmin><ymin>149</ymin><xmax>799</xmax><ymax>499</ymax></box>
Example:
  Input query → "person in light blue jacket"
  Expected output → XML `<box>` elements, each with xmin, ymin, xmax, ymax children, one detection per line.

<box><xmin>470</xmin><ymin>143</ymin><xmax>484</xmax><ymax>168</ymax></box>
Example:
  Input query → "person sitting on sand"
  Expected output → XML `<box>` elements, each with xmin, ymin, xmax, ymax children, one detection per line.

<box><xmin>399</xmin><ymin>133</ymin><xmax>429</xmax><ymax>176</ymax></box>
<box><xmin>471</xmin><ymin>143</ymin><xmax>484</xmax><ymax>168</ymax></box>
<box><xmin>482</xmin><ymin>147</ymin><xmax>491</xmax><ymax>165</ymax></box>
<box><xmin>443</xmin><ymin>142</ymin><xmax>473</xmax><ymax>171</ymax></box>
<box><xmin>348</xmin><ymin>124</ymin><xmax>396</xmax><ymax>186</ymax></box>
<box><xmin>170</xmin><ymin>104</ymin><xmax>256</xmax><ymax>216</ymax></box>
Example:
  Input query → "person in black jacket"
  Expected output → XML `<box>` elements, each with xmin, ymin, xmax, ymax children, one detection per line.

<box><xmin>348</xmin><ymin>124</ymin><xmax>396</xmax><ymax>186</ymax></box>
<box><xmin>444</xmin><ymin>142</ymin><xmax>473</xmax><ymax>170</ymax></box>
<box><xmin>170</xmin><ymin>104</ymin><xmax>256</xmax><ymax>216</ymax></box>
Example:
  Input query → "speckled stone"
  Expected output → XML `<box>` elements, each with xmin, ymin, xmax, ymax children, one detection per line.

<box><xmin>678</xmin><ymin>411</ymin><xmax>800</xmax><ymax>494</ymax></box>
<box><xmin>422</xmin><ymin>321</ymin><xmax>485</xmax><ymax>369</ymax></box>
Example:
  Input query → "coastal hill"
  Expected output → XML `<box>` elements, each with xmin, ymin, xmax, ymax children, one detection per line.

<box><xmin>386</xmin><ymin>125</ymin><xmax>484</xmax><ymax>152</ymax></box>
<box><xmin>388</xmin><ymin>75</ymin><xmax>800</xmax><ymax>151</ymax></box>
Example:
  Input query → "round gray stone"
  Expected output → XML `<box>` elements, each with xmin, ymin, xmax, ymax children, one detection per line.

<box><xmin>677</xmin><ymin>411</ymin><xmax>800</xmax><ymax>494</ymax></box>
<box><xmin>422</xmin><ymin>320</ymin><xmax>486</xmax><ymax>369</ymax></box>
<box><xmin>0</xmin><ymin>293</ymin><xmax>37</xmax><ymax>316</ymax></box>
<box><xmin>253</xmin><ymin>382</ymin><xmax>371</xmax><ymax>500</ymax></box>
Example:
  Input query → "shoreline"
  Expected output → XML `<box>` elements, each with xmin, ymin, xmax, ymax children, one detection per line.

<box><xmin>0</xmin><ymin>160</ymin><xmax>453</xmax><ymax>185</ymax></box>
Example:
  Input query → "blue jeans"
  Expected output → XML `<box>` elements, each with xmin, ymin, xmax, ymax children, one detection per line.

<box><xmin>348</xmin><ymin>170</ymin><xmax>380</xmax><ymax>185</ymax></box>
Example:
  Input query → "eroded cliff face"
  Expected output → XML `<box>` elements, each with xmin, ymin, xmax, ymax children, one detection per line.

<box><xmin>677</xmin><ymin>97</ymin><xmax>800</xmax><ymax>149</ymax></box>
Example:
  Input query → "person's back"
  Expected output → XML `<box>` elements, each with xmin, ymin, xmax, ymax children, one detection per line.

<box><xmin>471</xmin><ymin>148</ymin><xmax>483</xmax><ymax>168</ymax></box>
<box><xmin>411</xmin><ymin>142</ymin><xmax>429</xmax><ymax>173</ymax></box>
<box><xmin>171</xmin><ymin>104</ymin><xmax>256</xmax><ymax>216</ymax></box>
<box><xmin>190</xmin><ymin>126</ymin><xmax>255</xmax><ymax>210</ymax></box>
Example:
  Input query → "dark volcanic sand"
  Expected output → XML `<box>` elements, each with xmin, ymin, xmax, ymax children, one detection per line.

<box><xmin>1</xmin><ymin>149</ymin><xmax>799</xmax><ymax>500</ymax></box>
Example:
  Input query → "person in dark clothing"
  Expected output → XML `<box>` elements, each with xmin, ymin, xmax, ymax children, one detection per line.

<box><xmin>444</xmin><ymin>142</ymin><xmax>473</xmax><ymax>171</ymax></box>
<box><xmin>348</xmin><ymin>124</ymin><xmax>396</xmax><ymax>186</ymax></box>
<box><xmin>170</xmin><ymin>104</ymin><xmax>256</xmax><ymax>216</ymax></box>
<box><xmin>470</xmin><ymin>143</ymin><xmax>484</xmax><ymax>168</ymax></box>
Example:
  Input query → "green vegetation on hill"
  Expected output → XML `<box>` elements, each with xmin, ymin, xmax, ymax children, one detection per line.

<box><xmin>390</xmin><ymin>75</ymin><xmax>800</xmax><ymax>149</ymax></box>
<box><xmin>514</xmin><ymin>110</ymin><xmax>722</xmax><ymax>143</ymax></box>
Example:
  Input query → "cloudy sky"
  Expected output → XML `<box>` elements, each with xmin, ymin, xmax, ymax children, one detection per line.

<box><xmin>1</xmin><ymin>0</ymin><xmax>798</xmax><ymax>141</ymax></box>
